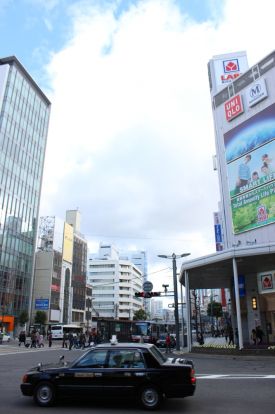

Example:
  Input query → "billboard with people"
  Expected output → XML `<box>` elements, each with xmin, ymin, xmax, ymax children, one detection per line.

<box><xmin>224</xmin><ymin>102</ymin><xmax>275</xmax><ymax>233</ymax></box>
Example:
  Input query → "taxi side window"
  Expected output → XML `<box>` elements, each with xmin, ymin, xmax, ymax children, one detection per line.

<box><xmin>108</xmin><ymin>350</ymin><xmax>145</xmax><ymax>369</ymax></box>
<box><xmin>76</xmin><ymin>350</ymin><xmax>107</xmax><ymax>368</ymax></box>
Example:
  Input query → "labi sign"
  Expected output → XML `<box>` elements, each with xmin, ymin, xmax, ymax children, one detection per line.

<box><xmin>224</xmin><ymin>94</ymin><xmax>244</xmax><ymax>122</ymax></box>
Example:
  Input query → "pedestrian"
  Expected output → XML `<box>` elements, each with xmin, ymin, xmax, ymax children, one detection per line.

<box><xmin>224</xmin><ymin>326</ymin><xmax>228</xmax><ymax>343</ymax></box>
<box><xmin>251</xmin><ymin>329</ymin><xmax>257</xmax><ymax>345</ymax></box>
<box><xmin>48</xmin><ymin>331</ymin><xmax>52</xmax><ymax>347</ymax></box>
<box><xmin>197</xmin><ymin>332</ymin><xmax>204</xmax><ymax>345</ymax></box>
<box><xmin>38</xmin><ymin>333</ymin><xmax>44</xmax><ymax>348</ymax></box>
<box><xmin>18</xmin><ymin>330</ymin><xmax>26</xmax><ymax>347</ymax></box>
<box><xmin>228</xmin><ymin>326</ymin><xmax>234</xmax><ymax>345</ymax></box>
<box><xmin>256</xmin><ymin>326</ymin><xmax>264</xmax><ymax>344</ymax></box>
<box><xmin>165</xmin><ymin>333</ymin><xmax>171</xmax><ymax>354</ymax></box>
<box><xmin>68</xmin><ymin>332</ymin><xmax>74</xmax><ymax>350</ymax></box>
<box><xmin>235</xmin><ymin>328</ymin><xmax>239</xmax><ymax>347</ymax></box>
<box><xmin>80</xmin><ymin>332</ymin><xmax>86</xmax><ymax>349</ymax></box>
<box><xmin>30</xmin><ymin>330</ymin><xmax>37</xmax><ymax>348</ymax></box>
<box><xmin>62</xmin><ymin>332</ymin><xmax>68</xmax><ymax>348</ymax></box>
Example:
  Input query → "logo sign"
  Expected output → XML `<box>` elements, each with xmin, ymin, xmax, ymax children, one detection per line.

<box><xmin>143</xmin><ymin>281</ymin><xmax>153</xmax><ymax>292</ymax></box>
<box><xmin>257</xmin><ymin>205</ymin><xmax>268</xmax><ymax>222</ymax></box>
<box><xmin>223</xmin><ymin>59</ymin><xmax>240</xmax><ymax>73</ymax></box>
<box><xmin>246</xmin><ymin>78</ymin><xmax>268</xmax><ymax>107</ymax></box>
<box><xmin>258</xmin><ymin>271</ymin><xmax>275</xmax><ymax>294</ymax></box>
<box><xmin>225</xmin><ymin>94</ymin><xmax>244</xmax><ymax>121</ymax></box>
<box><xmin>221</xmin><ymin>58</ymin><xmax>242</xmax><ymax>84</ymax></box>
<box><xmin>35</xmin><ymin>298</ymin><xmax>49</xmax><ymax>310</ymax></box>
<box><xmin>261</xmin><ymin>274</ymin><xmax>273</xmax><ymax>290</ymax></box>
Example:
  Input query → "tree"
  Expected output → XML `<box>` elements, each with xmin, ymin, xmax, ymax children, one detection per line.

<box><xmin>133</xmin><ymin>309</ymin><xmax>147</xmax><ymax>321</ymax></box>
<box><xmin>207</xmin><ymin>301</ymin><xmax>223</xmax><ymax>318</ymax></box>
<box><xmin>34</xmin><ymin>311</ymin><xmax>47</xmax><ymax>325</ymax></box>
<box><xmin>18</xmin><ymin>310</ymin><xmax>29</xmax><ymax>326</ymax></box>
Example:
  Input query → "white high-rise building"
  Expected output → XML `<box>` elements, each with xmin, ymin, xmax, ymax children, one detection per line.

<box><xmin>120</xmin><ymin>249</ymin><xmax>149</xmax><ymax>314</ymax></box>
<box><xmin>88</xmin><ymin>243</ymin><xmax>143</xmax><ymax>319</ymax></box>
<box><xmin>150</xmin><ymin>299</ymin><xmax>163</xmax><ymax>320</ymax></box>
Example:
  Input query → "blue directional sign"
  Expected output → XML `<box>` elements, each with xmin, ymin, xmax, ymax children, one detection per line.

<box><xmin>35</xmin><ymin>299</ymin><xmax>49</xmax><ymax>310</ymax></box>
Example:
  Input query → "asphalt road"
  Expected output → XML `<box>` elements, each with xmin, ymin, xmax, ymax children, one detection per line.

<box><xmin>1</xmin><ymin>344</ymin><xmax>275</xmax><ymax>413</ymax></box>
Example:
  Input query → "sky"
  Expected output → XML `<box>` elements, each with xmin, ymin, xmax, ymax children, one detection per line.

<box><xmin>1</xmin><ymin>0</ymin><xmax>275</xmax><ymax>294</ymax></box>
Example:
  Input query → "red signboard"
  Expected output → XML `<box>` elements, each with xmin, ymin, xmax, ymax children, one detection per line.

<box><xmin>224</xmin><ymin>95</ymin><xmax>243</xmax><ymax>121</ymax></box>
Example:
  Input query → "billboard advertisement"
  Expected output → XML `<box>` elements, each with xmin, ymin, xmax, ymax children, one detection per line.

<box><xmin>62</xmin><ymin>222</ymin><xmax>73</xmax><ymax>263</ymax></box>
<box><xmin>224</xmin><ymin>102</ymin><xmax>275</xmax><ymax>233</ymax></box>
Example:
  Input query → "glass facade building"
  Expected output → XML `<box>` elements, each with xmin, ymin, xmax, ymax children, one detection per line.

<box><xmin>0</xmin><ymin>56</ymin><xmax>50</xmax><ymax>328</ymax></box>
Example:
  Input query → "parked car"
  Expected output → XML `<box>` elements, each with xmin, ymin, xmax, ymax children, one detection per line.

<box><xmin>0</xmin><ymin>333</ymin><xmax>11</xmax><ymax>342</ymax></box>
<box><xmin>21</xmin><ymin>342</ymin><xmax>196</xmax><ymax>409</ymax></box>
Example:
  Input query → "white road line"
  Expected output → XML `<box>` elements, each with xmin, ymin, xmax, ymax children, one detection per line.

<box><xmin>197</xmin><ymin>374</ymin><xmax>275</xmax><ymax>379</ymax></box>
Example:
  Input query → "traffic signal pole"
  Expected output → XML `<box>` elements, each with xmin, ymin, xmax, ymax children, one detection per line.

<box><xmin>172</xmin><ymin>254</ymin><xmax>180</xmax><ymax>351</ymax></box>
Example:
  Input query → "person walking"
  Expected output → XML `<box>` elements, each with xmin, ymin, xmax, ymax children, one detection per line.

<box><xmin>80</xmin><ymin>332</ymin><xmax>86</xmax><ymax>349</ymax></box>
<box><xmin>38</xmin><ymin>333</ymin><xmax>44</xmax><ymax>348</ymax></box>
<box><xmin>48</xmin><ymin>331</ymin><xmax>52</xmax><ymax>347</ymax></box>
<box><xmin>251</xmin><ymin>329</ymin><xmax>257</xmax><ymax>345</ymax></box>
<box><xmin>165</xmin><ymin>333</ymin><xmax>171</xmax><ymax>354</ymax></box>
<box><xmin>30</xmin><ymin>330</ymin><xmax>37</xmax><ymax>348</ymax></box>
<box><xmin>228</xmin><ymin>326</ymin><xmax>234</xmax><ymax>345</ymax></box>
<box><xmin>256</xmin><ymin>326</ymin><xmax>264</xmax><ymax>344</ymax></box>
<box><xmin>62</xmin><ymin>332</ymin><xmax>68</xmax><ymax>348</ymax></box>
<box><xmin>224</xmin><ymin>326</ymin><xmax>229</xmax><ymax>343</ymax></box>
<box><xmin>68</xmin><ymin>332</ymin><xmax>74</xmax><ymax>350</ymax></box>
<box><xmin>18</xmin><ymin>331</ymin><xmax>26</xmax><ymax>347</ymax></box>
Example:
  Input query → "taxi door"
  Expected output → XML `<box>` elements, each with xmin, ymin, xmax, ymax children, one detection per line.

<box><xmin>58</xmin><ymin>349</ymin><xmax>108</xmax><ymax>397</ymax></box>
<box><xmin>103</xmin><ymin>349</ymin><xmax>147</xmax><ymax>397</ymax></box>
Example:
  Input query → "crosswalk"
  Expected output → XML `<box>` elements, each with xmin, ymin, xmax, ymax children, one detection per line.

<box><xmin>0</xmin><ymin>343</ymin><xmax>70</xmax><ymax>356</ymax></box>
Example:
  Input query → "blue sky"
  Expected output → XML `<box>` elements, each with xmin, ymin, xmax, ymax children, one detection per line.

<box><xmin>0</xmin><ymin>0</ymin><xmax>223</xmax><ymax>88</ymax></box>
<box><xmin>2</xmin><ymin>0</ymin><xmax>275</xmax><ymax>289</ymax></box>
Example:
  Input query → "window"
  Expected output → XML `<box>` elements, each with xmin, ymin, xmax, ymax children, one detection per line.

<box><xmin>76</xmin><ymin>350</ymin><xmax>107</xmax><ymax>368</ymax></box>
<box><xmin>107</xmin><ymin>350</ymin><xmax>145</xmax><ymax>369</ymax></box>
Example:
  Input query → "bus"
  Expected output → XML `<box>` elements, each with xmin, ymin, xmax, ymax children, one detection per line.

<box><xmin>131</xmin><ymin>321</ymin><xmax>176</xmax><ymax>343</ymax></box>
<box><xmin>49</xmin><ymin>324</ymin><xmax>83</xmax><ymax>339</ymax></box>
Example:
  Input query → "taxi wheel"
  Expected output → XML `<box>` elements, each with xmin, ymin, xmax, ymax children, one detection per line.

<box><xmin>139</xmin><ymin>385</ymin><xmax>162</xmax><ymax>410</ymax></box>
<box><xmin>33</xmin><ymin>381</ymin><xmax>56</xmax><ymax>407</ymax></box>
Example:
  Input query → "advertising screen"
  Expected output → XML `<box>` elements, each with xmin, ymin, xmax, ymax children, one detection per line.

<box><xmin>63</xmin><ymin>222</ymin><xmax>73</xmax><ymax>263</ymax></box>
<box><xmin>224</xmin><ymin>103</ymin><xmax>275</xmax><ymax>233</ymax></box>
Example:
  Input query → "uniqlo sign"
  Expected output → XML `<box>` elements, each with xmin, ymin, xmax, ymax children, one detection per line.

<box><xmin>224</xmin><ymin>95</ymin><xmax>244</xmax><ymax>121</ymax></box>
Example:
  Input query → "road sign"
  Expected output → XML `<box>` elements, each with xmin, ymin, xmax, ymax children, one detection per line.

<box><xmin>35</xmin><ymin>298</ymin><xmax>49</xmax><ymax>310</ymax></box>
<box><xmin>143</xmin><ymin>281</ymin><xmax>153</xmax><ymax>292</ymax></box>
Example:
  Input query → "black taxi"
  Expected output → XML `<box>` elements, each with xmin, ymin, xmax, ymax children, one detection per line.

<box><xmin>21</xmin><ymin>342</ymin><xmax>196</xmax><ymax>410</ymax></box>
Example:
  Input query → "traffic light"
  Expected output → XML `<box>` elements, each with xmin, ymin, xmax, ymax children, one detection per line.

<box><xmin>135</xmin><ymin>292</ymin><xmax>145</xmax><ymax>297</ymax></box>
<box><xmin>134</xmin><ymin>292</ymin><xmax>161</xmax><ymax>298</ymax></box>
<box><xmin>251</xmin><ymin>296</ymin><xmax>257</xmax><ymax>310</ymax></box>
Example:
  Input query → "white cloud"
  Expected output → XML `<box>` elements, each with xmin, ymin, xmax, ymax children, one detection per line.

<box><xmin>40</xmin><ymin>0</ymin><xmax>275</xmax><ymax>289</ymax></box>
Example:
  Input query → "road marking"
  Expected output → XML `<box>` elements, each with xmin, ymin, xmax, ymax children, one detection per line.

<box><xmin>0</xmin><ymin>346</ymin><xmax>66</xmax><ymax>356</ymax></box>
<box><xmin>197</xmin><ymin>374</ymin><xmax>275</xmax><ymax>379</ymax></box>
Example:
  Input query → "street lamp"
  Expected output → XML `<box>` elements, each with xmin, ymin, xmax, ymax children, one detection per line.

<box><xmin>158</xmin><ymin>253</ymin><xmax>190</xmax><ymax>351</ymax></box>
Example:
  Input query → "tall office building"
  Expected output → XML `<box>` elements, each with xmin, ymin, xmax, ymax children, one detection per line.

<box><xmin>88</xmin><ymin>243</ymin><xmax>143</xmax><ymax>320</ymax></box>
<box><xmin>0</xmin><ymin>57</ymin><xmax>50</xmax><ymax>333</ymax></box>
